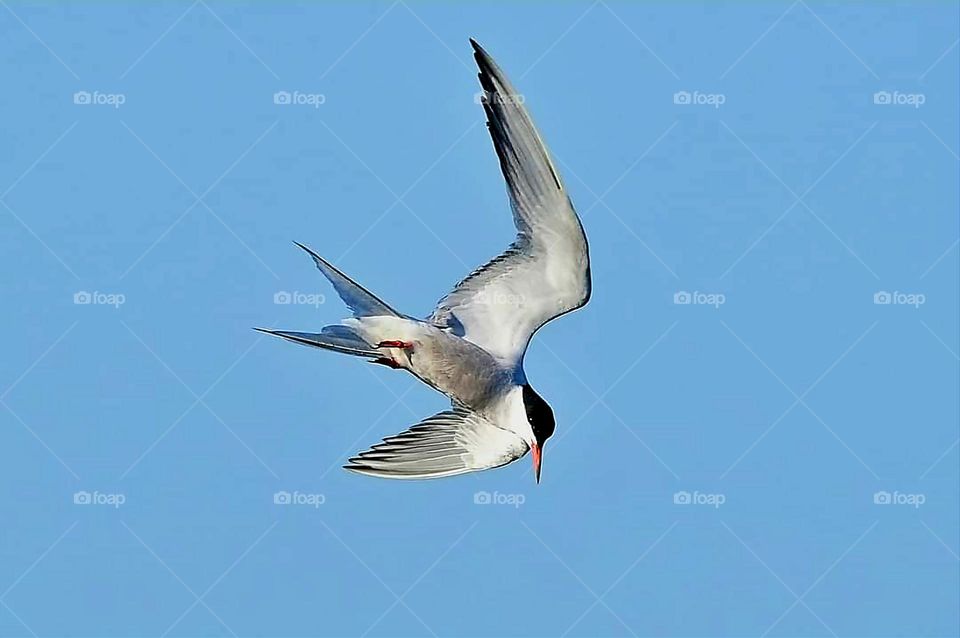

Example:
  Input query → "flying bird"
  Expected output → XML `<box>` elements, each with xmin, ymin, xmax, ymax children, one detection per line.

<box><xmin>258</xmin><ymin>39</ymin><xmax>591</xmax><ymax>482</ymax></box>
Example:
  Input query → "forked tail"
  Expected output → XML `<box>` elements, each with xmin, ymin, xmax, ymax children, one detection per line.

<box><xmin>255</xmin><ymin>242</ymin><xmax>402</xmax><ymax>358</ymax></box>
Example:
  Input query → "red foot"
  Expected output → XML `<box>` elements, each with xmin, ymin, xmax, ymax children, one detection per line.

<box><xmin>377</xmin><ymin>340</ymin><xmax>413</xmax><ymax>349</ymax></box>
<box><xmin>371</xmin><ymin>357</ymin><xmax>402</xmax><ymax>369</ymax></box>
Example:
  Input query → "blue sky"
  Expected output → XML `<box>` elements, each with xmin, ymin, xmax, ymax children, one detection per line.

<box><xmin>1</xmin><ymin>2</ymin><xmax>958</xmax><ymax>637</ymax></box>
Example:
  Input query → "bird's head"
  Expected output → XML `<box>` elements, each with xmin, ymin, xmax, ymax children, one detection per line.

<box><xmin>521</xmin><ymin>384</ymin><xmax>555</xmax><ymax>484</ymax></box>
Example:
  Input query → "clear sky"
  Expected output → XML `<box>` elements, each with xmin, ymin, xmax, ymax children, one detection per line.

<box><xmin>1</xmin><ymin>2</ymin><xmax>957</xmax><ymax>637</ymax></box>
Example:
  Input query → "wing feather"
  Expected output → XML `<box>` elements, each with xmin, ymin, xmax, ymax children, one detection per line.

<box><xmin>344</xmin><ymin>407</ymin><xmax>528</xmax><ymax>479</ymax></box>
<box><xmin>429</xmin><ymin>40</ymin><xmax>590</xmax><ymax>366</ymax></box>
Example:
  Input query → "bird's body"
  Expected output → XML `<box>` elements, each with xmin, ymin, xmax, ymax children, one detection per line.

<box><xmin>346</xmin><ymin>315</ymin><xmax>516</xmax><ymax>408</ymax></box>
<box><xmin>258</xmin><ymin>39</ymin><xmax>591</xmax><ymax>482</ymax></box>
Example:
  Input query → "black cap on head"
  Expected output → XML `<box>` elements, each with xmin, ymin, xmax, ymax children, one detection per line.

<box><xmin>522</xmin><ymin>384</ymin><xmax>555</xmax><ymax>447</ymax></box>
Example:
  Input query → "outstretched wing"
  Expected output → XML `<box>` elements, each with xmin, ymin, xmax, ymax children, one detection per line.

<box><xmin>430</xmin><ymin>39</ymin><xmax>591</xmax><ymax>367</ymax></box>
<box><xmin>344</xmin><ymin>407</ymin><xmax>528</xmax><ymax>479</ymax></box>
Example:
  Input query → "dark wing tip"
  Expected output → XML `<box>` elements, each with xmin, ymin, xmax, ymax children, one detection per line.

<box><xmin>470</xmin><ymin>39</ymin><xmax>498</xmax><ymax>83</ymax></box>
<box><xmin>470</xmin><ymin>39</ymin><xmax>495</xmax><ymax>74</ymax></box>
<box><xmin>343</xmin><ymin>463</ymin><xmax>378</xmax><ymax>476</ymax></box>
<box><xmin>292</xmin><ymin>240</ymin><xmax>333</xmax><ymax>271</ymax></box>
<box><xmin>292</xmin><ymin>240</ymin><xmax>319</xmax><ymax>265</ymax></box>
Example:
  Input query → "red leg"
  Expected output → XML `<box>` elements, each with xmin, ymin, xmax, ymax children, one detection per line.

<box><xmin>377</xmin><ymin>340</ymin><xmax>413</xmax><ymax>349</ymax></box>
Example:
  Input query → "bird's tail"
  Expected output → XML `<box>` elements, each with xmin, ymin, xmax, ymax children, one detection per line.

<box><xmin>254</xmin><ymin>324</ymin><xmax>380</xmax><ymax>357</ymax></box>
<box><xmin>255</xmin><ymin>242</ymin><xmax>402</xmax><ymax>358</ymax></box>
<box><xmin>290</xmin><ymin>241</ymin><xmax>401</xmax><ymax>318</ymax></box>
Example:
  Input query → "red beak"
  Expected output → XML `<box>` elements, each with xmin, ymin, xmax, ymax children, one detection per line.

<box><xmin>531</xmin><ymin>443</ymin><xmax>543</xmax><ymax>484</ymax></box>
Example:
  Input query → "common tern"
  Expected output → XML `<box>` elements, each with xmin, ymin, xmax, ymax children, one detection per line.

<box><xmin>258</xmin><ymin>39</ymin><xmax>591</xmax><ymax>482</ymax></box>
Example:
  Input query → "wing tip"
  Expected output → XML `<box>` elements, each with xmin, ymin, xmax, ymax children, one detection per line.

<box><xmin>470</xmin><ymin>38</ymin><xmax>499</xmax><ymax>86</ymax></box>
<box><xmin>292</xmin><ymin>240</ymin><xmax>321</xmax><ymax>262</ymax></box>
<box><xmin>469</xmin><ymin>37</ymin><xmax>484</xmax><ymax>54</ymax></box>
<box><xmin>292</xmin><ymin>240</ymin><xmax>328</xmax><ymax>272</ymax></box>
<box><xmin>294</xmin><ymin>241</ymin><xmax>344</xmax><ymax>273</ymax></box>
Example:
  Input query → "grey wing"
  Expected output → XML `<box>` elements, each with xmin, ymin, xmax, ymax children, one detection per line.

<box><xmin>430</xmin><ymin>39</ymin><xmax>591</xmax><ymax>366</ymax></box>
<box><xmin>344</xmin><ymin>407</ymin><xmax>528</xmax><ymax>479</ymax></box>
